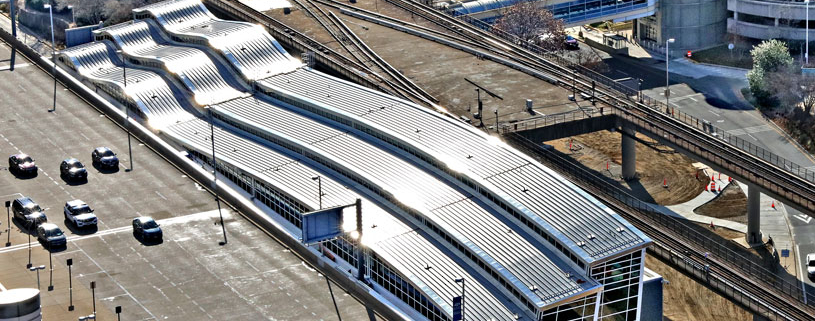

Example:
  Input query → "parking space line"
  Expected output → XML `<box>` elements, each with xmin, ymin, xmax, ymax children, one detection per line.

<box><xmin>0</xmin><ymin>210</ymin><xmax>225</xmax><ymax>254</ymax></box>
<box><xmin>77</xmin><ymin>246</ymin><xmax>158</xmax><ymax>320</ymax></box>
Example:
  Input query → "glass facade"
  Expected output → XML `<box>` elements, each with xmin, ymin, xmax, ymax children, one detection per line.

<box><xmin>453</xmin><ymin>0</ymin><xmax>652</xmax><ymax>25</ymax></box>
<box><xmin>539</xmin><ymin>294</ymin><xmax>598</xmax><ymax>321</ymax></box>
<box><xmin>186</xmin><ymin>149</ymin><xmax>451</xmax><ymax>321</ymax></box>
<box><xmin>590</xmin><ymin>251</ymin><xmax>643</xmax><ymax>321</ymax></box>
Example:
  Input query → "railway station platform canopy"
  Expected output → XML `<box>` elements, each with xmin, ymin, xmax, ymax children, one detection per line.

<box><xmin>57</xmin><ymin>0</ymin><xmax>652</xmax><ymax>319</ymax></box>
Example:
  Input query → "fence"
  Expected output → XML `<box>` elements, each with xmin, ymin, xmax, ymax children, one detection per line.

<box><xmin>509</xmin><ymin>133</ymin><xmax>815</xmax><ymax>313</ymax></box>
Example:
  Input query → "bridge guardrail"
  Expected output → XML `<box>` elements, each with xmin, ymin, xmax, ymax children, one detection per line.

<box><xmin>509</xmin><ymin>132</ymin><xmax>815</xmax><ymax>312</ymax></box>
<box><xmin>436</xmin><ymin>5</ymin><xmax>815</xmax><ymax>185</ymax></box>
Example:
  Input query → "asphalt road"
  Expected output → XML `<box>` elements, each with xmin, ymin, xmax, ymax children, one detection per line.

<box><xmin>601</xmin><ymin>53</ymin><xmax>815</xmax><ymax>294</ymax></box>
<box><xmin>0</xmin><ymin>42</ymin><xmax>373</xmax><ymax>320</ymax></box>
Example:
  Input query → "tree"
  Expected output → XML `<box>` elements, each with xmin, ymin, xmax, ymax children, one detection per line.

<box><xmin>492</xmin><ymin>2</ymin><xmax>566</xmax><ymax>51</ymax></box>
<box><xmin>768</xmin><ymin>68</ymin><xmax>815</xmax><ymax>115</ymax></box>
<box><xmin>55</xmin><ymin>0</ymin><xmax>158</xmax><ymax>26</ymax></box>
<box><xmin>748</xmin><ymin>39</ymin><xmax>794</xmax><ymax>106</ymax></box>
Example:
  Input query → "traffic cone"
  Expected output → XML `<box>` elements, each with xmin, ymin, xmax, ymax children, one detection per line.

<box><xmin>771</xmin><ymin>201</ymin><xmax>776</xmax><ymax>209</ymax></box>
<box><xmin>711</xmin><ymin>175</ymin><xmax>715</xmax><ymax>181</ymax></box>
<box><xmin>705</xmin><ymin>184</ymin><xmax>709</xmax><ymax>192</ymax></box>
<box><xmin>569</xmin><ymin>139</ymin><xmax>572</xmax><ymax>151</ymax></box>
<box><xmin>663</xmin><ymin>178</ymin><xmax>668</xmax><ymax>188</ymax></box>
<box><xmin>718</xmin><ymin>185</ymin><xmax>721</xmax><ymax>193</ymax></box>
<box><xmin>711</xmin><ymin>181</ymin><xmax>716</xmax><ymax>191</ymax></box>
<box><xmin>718</xmin><ymin>173</ymin><xmax>721</xmax><ymax>180</ymax></box>
<box><xmin>728</xmin><ymin>177</ymin><xmax>732</xmax><ymax>182</ymax></box>
<box><xmin>606</xmin><ymin>161</ymin><xmax>609</xmax><ymax>171</ymax></box>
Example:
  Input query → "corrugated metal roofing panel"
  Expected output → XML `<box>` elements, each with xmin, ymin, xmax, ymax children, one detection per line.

<box><xmin>259</xmin><ymin>68</ymin><xmax>649</xmax><ymax>261</ymax></box>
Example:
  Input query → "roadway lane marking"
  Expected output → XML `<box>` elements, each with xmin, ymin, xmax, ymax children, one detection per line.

<box><xmin>155</xmin><ymin>191</ymin><xmax>167</xmax><ymax>201</ymax></box>
<box><xmin>727</xmin><ymin>124</ymin><xmax>773</xmax><ymax>136</ymax></box>
<box><xmin>794</xmin><ymin>214</ymin><xmax>812</xmax><ymax>224</ymax></box>
<box><xmin>0</xmin><ymin>63</ymin><xmax>32</xmax><ymax>71</ymax></box>
<box><xmin>0</xmin><ymin>209</ymin><xmax>227</xmax><ymax>254</ymax></box>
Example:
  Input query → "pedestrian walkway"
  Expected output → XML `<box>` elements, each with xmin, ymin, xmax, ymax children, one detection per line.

<box><xmin>650</xmin><ymin>166</ymin><xmax>798</xmax><ymax>277</ymax></box>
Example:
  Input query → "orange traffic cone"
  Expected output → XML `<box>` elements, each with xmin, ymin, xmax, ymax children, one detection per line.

<box><xmin>606</xmin><ymin>161</ymin><xmax>609</xmax><ymax>171</ymax></box>
<box><xmin>718</xmin><ymin>185</ymin><xmax>722</xmax><ymax>192</ymax></box>
<box><xmin>728</xmin><ymin>177</ymin><xmax>732</xmax><ymax>182</ymax></box>
<box><xmin>718</xmin><ymin>173</ymin><xmax>721</xmax><ymax>180</ymax></box>
<box><xmin>771</xmin><ymin>201</ymin><xmax>776</xmax><ymax>209</ymax></box>
<box><xmin>711</xmin><ymin>175</ymin><xmax>715</xmax><ymax>181</ymax></box>
<box><xmin>663</xmin><ymin>178</ymin><xmax>668</xmax><ymax>188</ymax></box>
<box><xmin>569</xmin><ymin>139</ymin><xmax>572</xmax><ymax>151</ymax></box>
<box><xmin>705</xmin><ymin>184</ymin><xmax>709</xmax><ymax>192</ymax></box>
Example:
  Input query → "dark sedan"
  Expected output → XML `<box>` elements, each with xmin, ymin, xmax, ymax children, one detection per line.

<box><xmin>60</xmin><ymin>158</ymin><xmax>88</xmax><ymax>181</ymax></box>
<box><xmin>91</xmin><ymin>147</ymin><xmax>119</xmax><ymax>169</ymax></box>
<box><xmin>132</xmin><ymin>217</ymin><xmax>162</xmax><ymax>241</ymax></box>
<box><xmin>8</xmin><ymin>153</ymin><xmax>37</xmax><ymax>176</ymax></box>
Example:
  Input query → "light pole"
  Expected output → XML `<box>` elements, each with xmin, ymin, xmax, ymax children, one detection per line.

<box><xmin>665</xmin><ymin>38</ymin><xmax>676</xmax><ymax>113</ymax></box>
<box><xmin>67</xmin><ymin>258</ymin><xmax>74</xmax><ymax>311</ymax></box>
<box><xmin>454</xmin><ymin>278</ymin><xmax>465</xmax><ymax>320</ymax></box>
<box><xmin>117</xmin><ymin>50</ymin><xmax>133</xmax><ymax>172</ymax></box>
<box><xmin>90</xmin><ymin>281</ymin><xmax>96</xmax><ymax>316</ymax></box>
<box><xmin>206</xmin><ymin>107</ymin><xmax>227</xmax><ymax>246</ymax></box>
<box><xmin>5</xmin><ymin>200</ymin><xmax>10</xmax><ymax>247</ymax></box>
<box><xmin>67</xmin><ymin>5</ymin><xmax>75</xmax><ymax>26</ymax></box>
<box><xmin>27</xmin><ymin>227</ymin><xmax>32</xmax><ymax>268</ymax></box>
<box><xmin>29</xmin><ymin>265</ymin><xmax>45</xmax><ymax>289</ymax></box>
<box><xmin>44</xmin><ymin>4</ymin><xmax>57</xmax><ymax>113</ymax></box>
<box><xmin>311</xmin><ymin>176</ymin><xmax>322</xmax><ymax>209</ymax></box>
<box><xmin>47</xmin><ymin>248</ymin><xmax>53</xmax><ymax>291</ymax></box>
<box><xmin>806</xmin><ymin>0</ymin><xmax>810</xmax><ymax>66</ymax></box>
<box><xmin>115</xmin><ymin>306</ymin><xmax>122</xmax><ymax>321</ymax></box>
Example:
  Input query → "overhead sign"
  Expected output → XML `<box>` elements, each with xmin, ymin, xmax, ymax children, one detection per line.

<box><xmin>781</xmin><ymin>249</ymin><xmax>790</xmax><ymax>258</ymax></box>
<box><xmin>301</xmin><ymin>205</ymin><xmax>345</xmax><ymax>245</ymax></box>
<box><xmin>452</xmin><ymin>296</ymin><xmax>462</xmax><ymax>321</ymax></box>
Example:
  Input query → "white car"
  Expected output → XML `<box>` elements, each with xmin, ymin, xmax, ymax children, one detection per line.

<box><xmin>808</xmin><ymin>254</ymin><xmax>815</xmax><ymax>280</ymax></box>
<box><xmin>64</xmin><ymin>200</ymin><xmax>97</xmax><ymax>228</ymax></box>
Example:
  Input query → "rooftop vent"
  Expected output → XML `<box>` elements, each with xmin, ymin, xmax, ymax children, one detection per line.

<box><xmin>587</xmin><ymin>234</ymin><xmax>596</xmax><ymax>240</ymax></box>
<box><xmin>576</xmin><ymin>241</ymin><xmax>586</xmax><ymax>247</ymax></box>
<box><xmin>616</xmin><ymin>227</ymin><xmax>626</xmax><ymax>233</ymax></box>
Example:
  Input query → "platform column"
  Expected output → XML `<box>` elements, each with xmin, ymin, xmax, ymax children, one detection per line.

<box><xmin>621</xmin><ymin>123</ymin><xmax>637</xmax><ymax>180</ymax></box>
<box><xmin>746</xmin><ymin>184</ymin><xmax>761</xmax><ymax>244</ymax></box>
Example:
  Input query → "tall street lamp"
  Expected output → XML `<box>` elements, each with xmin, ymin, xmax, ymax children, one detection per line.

<box><xmin>5</xmin><ymin>200</ymin><xmax>10</xmax><ymax>247</ymax></box>
<box><xmin>665</xmin><ymin>38</ymin><xmax>676</xmax><ymax>113</ymax></box>
<box><xmin>29</xmin><ymin>265</ymin><xmax>46</xmax><ymax>289</ymax></box>
<box><xmin>806</xmin><ymin>0</ymin><xmax>810</xmax><ymax>66</ymax></box>
<box><xmin>311</xmin><ymin>176</ymin><xmax>322</xmax><ymax>209</ymax></box>
<box><xmin>116</xmin><ymin>50</ymin><xmax>133</xmax><ymax>172</ymax></box>
<box><xmin>205</xmin><ymin>106</ymin><xmax>227</xmax><ymax>246</ymax></box>
<box><xmin>44</xmin><ymin>4</ymin><xmax>57</xmax><ymax>112</ymax></box>
<box><xmin>454</xmin><ymin>278</ymin><xmax>465</xmax><ymax>320</ymax></box>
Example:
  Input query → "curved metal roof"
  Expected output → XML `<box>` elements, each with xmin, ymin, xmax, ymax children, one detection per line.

<box><xmin>62</xmin><ymin>24</ymin><xmax>526</xmax><ymax>319</ymax></box>
<box><xmin>259</xmin><ymin>68</ymin><xmax>650</xmax><ymax>262</ymax></box>
<box><xmin>163</xmin><ymin>118</ymin><xmax>525</xmax><ymax>320</ymax></box>
<box><xmin>134</xmin><ymin>0</ymin><xmax>302</xmax><ymax>80</ymax></box>
<box><xmin>58</xmin><ymin>41</ymin><xmax>194</xmax><ymax>129</ymax></box>
<box><xmin>97</xmin><ymin>20</ymin><xmax>249</xmax><ymax>105</ymax></box>
<box><xmin>211</xmin><ymin>96</ymin><xmax>600</xmax><ymax>308</ymax></box>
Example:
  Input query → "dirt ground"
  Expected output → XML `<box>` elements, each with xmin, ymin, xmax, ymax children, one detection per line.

<box><xmin>546</xmin><ymin>130</ymin><xmax>707</xmax><ymax>205</ymax></box>
<box><xmin>647</xmin><ymin>255</ymin><xmax>752</xmax><ymax>321</ymax></box>
<box><xmin>695</xmin><ymin>182</ymin><xmax>748</xmax><ymax>224</ymax></box>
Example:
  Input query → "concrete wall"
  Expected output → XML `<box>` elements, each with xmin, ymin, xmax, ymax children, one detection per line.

<box><xmin>728</xmin><ymin>0</ymin><xmax>814</xmax><ymax>40</ymax></box>
<box><xmin>658</xmin><ymin>0</ymin><xmax>728</xmax><ymax>51</ymax></box>
<box><xmin>515</xmin><ymin>114</ymin><xmax>617</xmax><ymax>142</ymax></box>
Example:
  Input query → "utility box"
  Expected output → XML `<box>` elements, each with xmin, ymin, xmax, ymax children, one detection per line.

<box><xmin>526</xmin><ymin>99</ymin><xmax>533</xmax><ymax>113</ymax></box>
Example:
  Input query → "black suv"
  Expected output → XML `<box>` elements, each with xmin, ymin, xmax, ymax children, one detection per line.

<box><xmin>91</xmin><ymin>147</ymin><xmax>118</xmax><ymax>169</ymax></box>
<box><xmin>12</xmin><ymin>197</ymin><xmax>47</xmax><ymax>229</ymax></box>
<box><xmin>8</xmin><ymin>153</ymin><xmax>37</xmax><ymax>176</ymax></box>
<box><xmin>60</xmin><ymin>158</ymin><xmax>88</xmax><ymax>181</ymax></box>
<box><xmin>132</xmin><ymin>217</ymin><xmax>162</xmax><ymax>241</ymax></box>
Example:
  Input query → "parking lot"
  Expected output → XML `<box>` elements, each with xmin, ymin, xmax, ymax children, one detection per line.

<box><xmin>0</xmin><ymin>42</ymin><xmax>373</xmax><ymax>320</ymax></box>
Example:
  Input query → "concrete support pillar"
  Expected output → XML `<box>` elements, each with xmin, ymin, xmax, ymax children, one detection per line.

<box><xmin>746</xmin><ymin>184</ymin><xmax>761</xmax><ymax>244</ymax></box>
<box><xmin>621</xmin><ymin>124</ymin><xmax>637</xmax><ymax>180</ymax></box>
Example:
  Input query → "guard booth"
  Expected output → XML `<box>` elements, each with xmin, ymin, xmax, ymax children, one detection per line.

<box><xmin>603</xmin><ymin>33</ymin><xmax>628</xmax><ymax>54</ymax></box>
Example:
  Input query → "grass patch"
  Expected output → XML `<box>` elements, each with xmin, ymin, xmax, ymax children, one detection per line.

<box><xmin>691</xmin><ymin>44</ymin><xmax>753</xmax><ymax>69</ymax></box>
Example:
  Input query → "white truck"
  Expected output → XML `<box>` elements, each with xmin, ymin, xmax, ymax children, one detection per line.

<box><xmin>807</xmin><ymin>254</ymin><xmax>815</xmax><ymax>280</ymax></box>
<box><xmin>64</xmin><ymin>200</ymin><xmax>98</xmax><ymax>228</ymax></box>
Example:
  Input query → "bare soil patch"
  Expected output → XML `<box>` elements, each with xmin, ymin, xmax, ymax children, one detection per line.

<box><xmin>646</xmin><ymin>255</ymin><xmax>752</xmax><ymax>321</ymax></box>
<box><xmin>694</xmin><ymin>182</ymin><xmax>748</xmax><ymax>224</ymax></box>
<box><xmin>546</xmin><ymin>130</ymin><xmax>707</xmax><ymax>205</ymax></box>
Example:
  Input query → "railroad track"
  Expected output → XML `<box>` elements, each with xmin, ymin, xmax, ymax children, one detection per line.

<box><xmin>290</xmin><ymin>0</ymin><xmax>438</xmax><ymax>105</ymax></box>
<box><xmin>509</xmin><ymin>134</ymin><xmax>815</xmax><ymax>321</ymax></box>
<box><xmin>350</xmin><ymin>0</ymin><xmax>815</xmax><ymax>318</ymax></box>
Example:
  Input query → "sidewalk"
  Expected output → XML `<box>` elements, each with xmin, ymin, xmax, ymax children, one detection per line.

<box><xmin>650</xmin><ymin>167</ymin><xmax>798</xmax><ymax>278</ymax></box>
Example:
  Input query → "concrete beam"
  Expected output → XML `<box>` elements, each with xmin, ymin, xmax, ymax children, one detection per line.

<box><xmin>622</xmin><ymin>123</ymin><xmax>637</xmax><ymax>180</ymax></box>
<box><xmin>746</xmin><ymin>184</ymin><xmax>761</xmax><ymax>244</ymax></box>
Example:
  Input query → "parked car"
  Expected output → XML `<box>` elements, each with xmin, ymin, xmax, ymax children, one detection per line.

<box><xmin>8</xmin><ymin>153</ymin><xmax>37</xmax><ymax>176</ymax></box>
<box><xmin>132</xmin><ymin>217</ymin><xmax>162</xmax><ymax>240</ymax></box>
<box><xmin>63</xmin><ymin>200</ymin><xmax>97</xmax><ymax>228</ymax></box>
<box><xmin>60</xmin><ymin>158</ymin><xmax>88</xmax><ymax>181</ymax></box>
<box><xmin>807</xmin><ymin>254</ymin><xmax>815</xmax><ymax>280</ymax></box>
<box><xmin>565</xmin><ymin>35</ymin><xmax>579</xmax><ymax>49</ymax></box>
<box><xmin>91</xmin><ymin>147</ymin><xmax>119</xmax><ymax>169</ymax></box>
<box><xmin>11</xmin><ymin>197</ymin><xmax>47</xmax><ymax>229</ymax></box>
<box><xmin>36</xmin><ymin>223</ymin><xmax>66</xmax><ymax>249</ymax></box>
